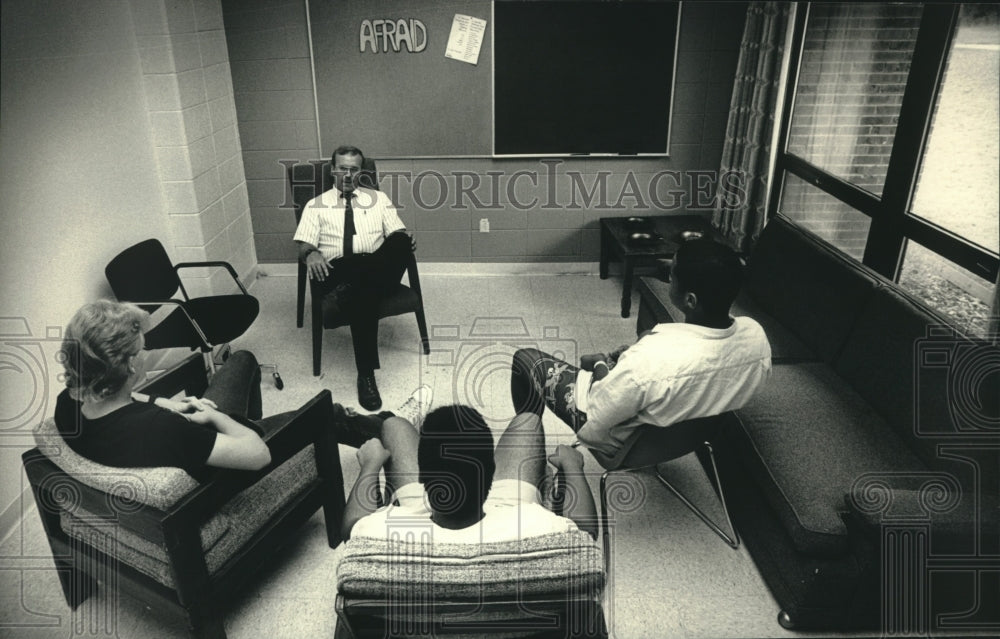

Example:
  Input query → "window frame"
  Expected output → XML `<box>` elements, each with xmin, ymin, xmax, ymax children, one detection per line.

<box><xmin>768</xmin><ymin>3</ymin><xmax>999</xmax><ymax>285</ymax></box>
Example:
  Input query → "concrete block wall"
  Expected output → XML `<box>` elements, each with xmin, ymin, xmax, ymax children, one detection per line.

<box><xmin>783</xmin><ymin>3</ymin><xmax>923</xmax><ymax>259</ymax></box>
<box><xmin>134</xmin><ymin>0</ymin><xmax>257</xmax><ymax>293</ymax></box>
<box><xmin>222</xmin><ymin>1</ymin><xmax>750</xmax><ymax>263</ymax></box>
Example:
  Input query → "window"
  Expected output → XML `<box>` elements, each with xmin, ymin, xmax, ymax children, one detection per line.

<box><xmin>899</xmin><ymin>240</ymin><xmax>995</xmax><ymax>337</ymax></box>
<box><xmin>779</xmin><ymin>173</ymin><xmax>871</xmax><ymax>260</ymax></box>
<box><xmin>910</xmin><ymin>6</ymin><xmax>1000</xmax><ymax>254</ymax></box>
<box><xmin>787</xmin><ymin>3</ymin><xmax>922</xmax><ymax>197</ymax></box>
<box><xmin>772</xmin><ymin>3</ymin><xmax>999</xmax><ymax>339</ymax></box>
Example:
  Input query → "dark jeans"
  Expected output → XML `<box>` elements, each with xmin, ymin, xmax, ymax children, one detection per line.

<box><xmin>317</xmin><ymin>232</ymin><xmax>411</xmax><ymax>373</ymax></box>
<box><xmin>510</xmin><ymin>348</ymin><xmax>587</xmax><ymax>432</ymax></box>
<box><xmin>202</xmin><ymin>350</ymin><xmax>262</xmax><ymax>420</ymax></box>
<box><xmin>202</xmin><ymin>349</ymin><xmax>388</xmax><ymax>445</ymax></box>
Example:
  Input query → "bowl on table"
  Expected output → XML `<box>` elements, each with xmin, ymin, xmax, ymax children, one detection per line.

<box><xmin>628</xmin><ymin>231</ymin><xmax>662</xmax><ymax>244</ymax></box>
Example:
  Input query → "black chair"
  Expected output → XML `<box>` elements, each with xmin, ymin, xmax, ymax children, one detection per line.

<box><xmin>286</xmin><ymin>160</ymin><xmax>430</xmax><ymax>376</ymax></box>
<box><xmin>590</xmin><ymin>415</ymin><xmax>740</xmax><ymax>577</ymax></box>
<box><xmin>105</xmin><ymin>239</ymin><xmax>282</xmax><ymax>387</ymax></box>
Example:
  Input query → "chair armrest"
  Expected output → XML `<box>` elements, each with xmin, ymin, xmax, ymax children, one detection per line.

<box><xmin>174</xmin><ymin>261</ymin><xmax>249</xmax><ymax>295</ymax></box>
<box><xmin>136</xmin><ymin>352</ymin><xmax>208</xmax><ymax>398</ymax></box>
<box><xmin>140</xmin><ymin>299</ymin><xmax>212</xmax><ymax>349</ymax></box>
<box><xmin>164</xmin><ymin>390</ymin><xmax>336</xmax><ymax>525</ymax></box>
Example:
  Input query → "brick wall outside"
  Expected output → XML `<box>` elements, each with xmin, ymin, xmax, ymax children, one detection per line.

<box><xmin>782</xmin><ymin>4</ymin><xmax>923</xmax><ymax>261</ymax></box>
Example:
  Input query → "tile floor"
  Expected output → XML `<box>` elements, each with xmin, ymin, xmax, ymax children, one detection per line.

<box><xmin>3</xmin><ymin>271</ymin><xmax>844</xmax><ymax>638</ymax></box>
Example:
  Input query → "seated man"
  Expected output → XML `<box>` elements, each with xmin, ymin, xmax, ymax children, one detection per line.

<box><xmin>510</xmin><ymin>238</ymin><xmax>772</xmax><ymax>460</ymax></box>
<box><xmin>293</xmin><ymin>144</ymin><xmax>416</xmax><ymax>411</ymax></box>
<box><xmin>341</xmin><ymin>405</ymin><xmax>598</xmax><ymax>544</ymax></box>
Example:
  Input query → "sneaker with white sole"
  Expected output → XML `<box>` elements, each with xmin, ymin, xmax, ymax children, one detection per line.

<box><xmin>393</xmin><ymin>385</ymin><xmax>433</xmax><ymax>428</ymax></box>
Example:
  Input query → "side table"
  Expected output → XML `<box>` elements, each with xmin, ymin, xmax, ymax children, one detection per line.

<box><xmin>599</xmin><ymin>215</ymin><xmax>719</xmax><ymax>318</ymax></box>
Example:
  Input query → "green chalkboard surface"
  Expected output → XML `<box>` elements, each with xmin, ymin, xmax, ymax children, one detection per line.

<box><xmin>494</xmin><ymin>1</ymin><xmax>679</xmax><ymax>156</ymax></box>
<box><xmin>309</xmin><ymin>0</ymin><xmax>493</xmax><ymax>158</ymax></box>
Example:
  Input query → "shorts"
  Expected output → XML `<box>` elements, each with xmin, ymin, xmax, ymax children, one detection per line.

<box><xmin>391</xmin><ymin>479</ymin><xmax>541</xmax><ymax>510</ymax></box>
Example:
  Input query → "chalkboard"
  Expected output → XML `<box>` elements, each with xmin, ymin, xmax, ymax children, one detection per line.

<box><xmin>493</xmin><ymin>1</ymin><xmax>679</xmax><ymax>156</ymax></box>
<box><xmin>308</xmin><ymin>1</ymin><xmax>678</xmax><ymax>158</ymax></box>
<box><xmin>309</xmin><ymin>0</ymin><xmax>493</xmax><ymax>158</ymax></box>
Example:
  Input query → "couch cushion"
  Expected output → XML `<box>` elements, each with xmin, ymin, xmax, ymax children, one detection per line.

<box><xmin>746</xmin><ymin>216</ymin><xmax>880</xmax><ymax>364</ymax></box>
<box><xmin>61</xmin><ymin>446</ymin><xmax>318</xmax><ymax>588</ymax></box>
<box><xmin>731</xmin><ymin>363</ymin><xmax>927</xmax><ymax>556</ymax></box>
<box><xmin>834</xmin><ymin>285</ymin><xmax>1000</xmax><ymax>479</ymax></box>
<box><xmin>337</xmin><ymin>530</ymin><xmax>605</xmax><ymax>600</ymax></box>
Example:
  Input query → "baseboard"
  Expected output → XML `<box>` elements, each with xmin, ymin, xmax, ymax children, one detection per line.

<box><xmin>256</xmin><ymin>261</ymin><xmax>625</xmax><ymax>277</ymax></box>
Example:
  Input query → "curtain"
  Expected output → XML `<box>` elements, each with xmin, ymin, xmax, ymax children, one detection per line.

<box><xmin>712</xmin><ymin>2</ymin><xmax>791</xmax><ymax>253</ymax></box>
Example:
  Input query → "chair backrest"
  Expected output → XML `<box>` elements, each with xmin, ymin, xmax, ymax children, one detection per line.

<box><xmin>592</xmin><ymin>414</ymin><xmax>730</xmax><ymax>471</ymax></box>
<box><xmin>105</xmin><ymin>238</ymin><xmax>181</xmax><ymax>304</ymax></box>
<box><xmin>287</xmin><ymin>157</ymin><xmax>379</xmax><ymax>223</ymax></box>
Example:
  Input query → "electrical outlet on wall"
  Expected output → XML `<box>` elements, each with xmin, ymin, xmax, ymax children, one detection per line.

<box><xmin>479</xmin><ymin>218</ymin><xmax>490</xmax><ymax>232</ymax></box>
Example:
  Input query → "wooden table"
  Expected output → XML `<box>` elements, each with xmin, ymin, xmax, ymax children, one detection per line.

<box><xmin>599</xmin><ymin>215</ymin><xmax>719</xmax><ymax>318</ymax></box>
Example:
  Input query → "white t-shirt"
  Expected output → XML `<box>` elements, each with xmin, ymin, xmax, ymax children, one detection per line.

<box><xmin>575</xmin><ymin>317</ymin><xmax>772</xmax><ymax>455</ymax></box>
<box><xmin>349</xmin><ymin>480</ymin><xmax>580</xmax><ymax>544</ymax></box>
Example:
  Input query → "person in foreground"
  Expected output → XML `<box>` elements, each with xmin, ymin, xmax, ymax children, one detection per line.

<box><xmin>53</xmin><ymin>299</ymin><xmax>433</xmax><ymax>481</ymax></box>
<box><xmin>340</xmin><ymin>405</ymin><xmax>599</xmax><ymax>543</ymax></box>
<box><xmin>510</xmin><ymin>237</ymin><xmax>772</xmax><ymax>461</ymax></box>
<box><xmin>293</xmin><ymin>144</ymin><xmax>416</xmax><ymax>411</ymax></box>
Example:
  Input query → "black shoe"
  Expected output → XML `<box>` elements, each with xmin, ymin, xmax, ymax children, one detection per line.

<box><xmin>357</xmin><ymin>373</ymin><xmax>382</xmax><ymax>411</ymax></box>
<box><xmin>331</xmin><ymin>403</ymin><xmax>382</xmax><ymax>448</ymax></box>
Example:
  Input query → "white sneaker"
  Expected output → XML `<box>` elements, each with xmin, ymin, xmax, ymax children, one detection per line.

<box><xmin>394</xmin><ymin>385</ymin><xmax>433</xmax><ymax>428</ymax></box>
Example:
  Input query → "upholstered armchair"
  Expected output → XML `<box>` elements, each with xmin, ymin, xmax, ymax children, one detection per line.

<box><xmin>21</xmin><ymin>356</ymin><xmax>345</xmax><ymax>639</ymax></box>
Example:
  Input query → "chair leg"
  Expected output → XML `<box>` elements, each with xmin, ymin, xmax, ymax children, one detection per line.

<box><xmin>53</xmin><ymin>557</ymin><xmax>97</xmax><ymax>610</ymax></box>
<box><xmin>414</xmin><ymin>305</ymin><xmax>430</xmax><ymax>354</ymax></box>
<box><xmin>598</xmin><ymin>471</ymin><xmax>614</xmax><ymax>639</ymax></box>
<box><xmin>203</xmin><ymin>351</ymin><xmax>217</xmax><ymax>379</ymax></box>
<box><xmin>296</xmin><ymin>265</ymin><xmax>306</xmax><ymax>329</ymax></box>
<box><xmin>652</xmin><ymin>443</ymin><xmax>739</xmax><ymax>549</ymax></box>
<box><xmin>188</xmin><ymin>610</ymin><xmax>226</xmax><ymax>639</ymax></box>
<box><xmin>312</xmin><ymin>317</ymin><xmax>323</xmax><ymax>377</ymax></box>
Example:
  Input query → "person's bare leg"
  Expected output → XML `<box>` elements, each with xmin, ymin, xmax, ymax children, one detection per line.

<box><xmin>493</xmin><ymin>413</ymin><xmax>547</xmax><ymax>491</ymax></box>
<box><xmin>380</xmin><ymin>416</ymin><xmax>421</xmax><ymax>498</ymax></box>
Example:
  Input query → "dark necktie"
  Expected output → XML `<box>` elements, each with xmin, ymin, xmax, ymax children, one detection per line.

<box><xmin>342</xmin><ymin>192</ymin><xmax>356</xmax><ymax>256</ymax></box>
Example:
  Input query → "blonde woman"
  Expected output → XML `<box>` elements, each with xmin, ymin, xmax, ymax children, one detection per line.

<box><xmin>54</xmin><ymin>300</ymin><xmax>270</xmax><ymax>481</ymax></box>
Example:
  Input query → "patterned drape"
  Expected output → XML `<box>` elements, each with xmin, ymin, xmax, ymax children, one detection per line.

<box><xmin>712</xmin><ymin>2</ymin><xmax>791</xmax><ymax>253</ymax></box>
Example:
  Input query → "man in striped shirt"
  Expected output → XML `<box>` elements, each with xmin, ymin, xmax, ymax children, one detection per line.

<box><xmin>294</xmin><ymin>145</ymin><xmax>416</xmax><ymax>410</ymax></box>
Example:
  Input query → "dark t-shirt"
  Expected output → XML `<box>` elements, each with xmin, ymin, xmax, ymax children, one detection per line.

<box><xmin>54</xmin><ymin>389</ymin><xmax>218</xmax><ymax>482</ymax></box>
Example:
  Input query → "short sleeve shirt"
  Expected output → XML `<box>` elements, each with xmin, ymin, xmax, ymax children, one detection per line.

<box><xmin>349</xmin><ymin>480</ymin><xmax>580</xmax><ymax>544</ymax></box>
<box><xmin>54</xmin><ymin>390</ymin><xmax>218</xmax><ymax>482</ymax></box>
<box><xmin>293</xmin><ymin>186</ymin><xmax>406</xmax><ymax>260</ymax></box>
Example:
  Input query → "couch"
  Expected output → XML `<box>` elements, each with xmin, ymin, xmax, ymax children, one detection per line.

<box><xmin>635</xmin><ymin>214</ymin><xmax>999</xmax><ymax>631</ymax></box>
